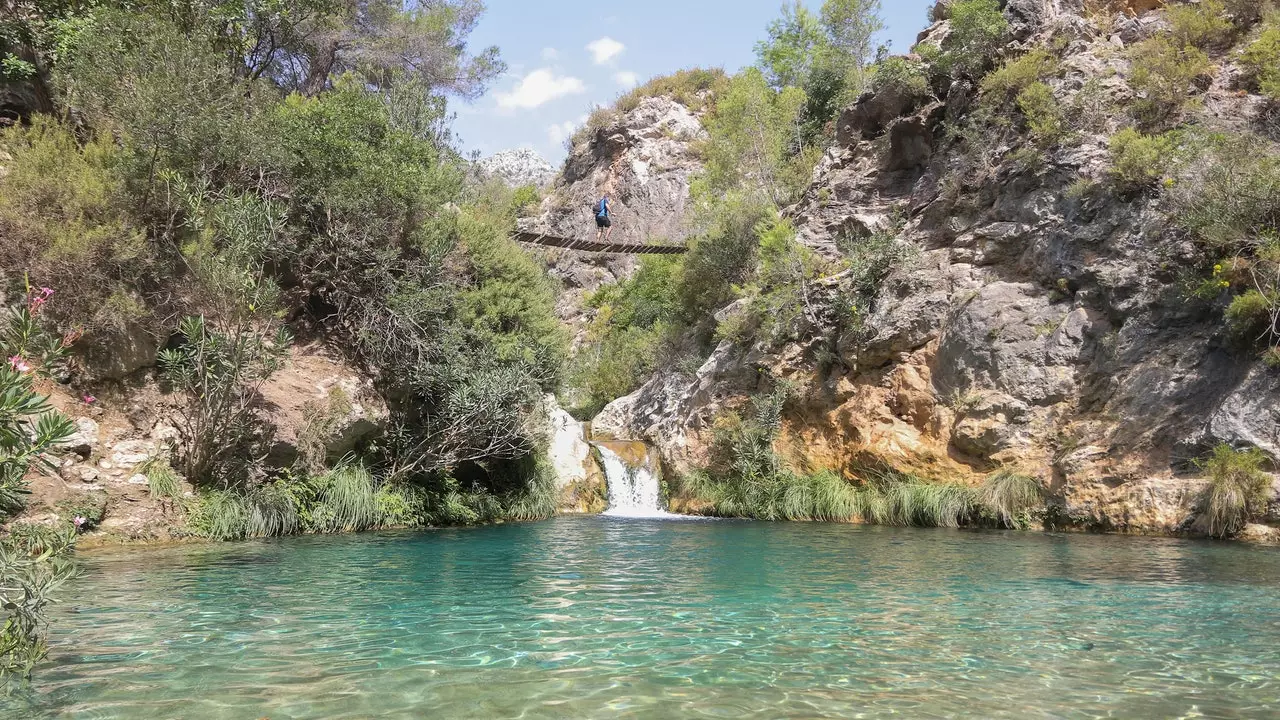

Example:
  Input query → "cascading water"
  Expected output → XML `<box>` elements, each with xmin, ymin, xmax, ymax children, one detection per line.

<box><xmin>593</xmin><ymin>442</ymin><xmax>676</xmax><ymax>518</ymax></box>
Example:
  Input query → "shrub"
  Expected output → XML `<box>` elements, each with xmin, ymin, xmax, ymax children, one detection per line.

<box><xmin>1242</xmin><ymin>25</ymin><xmax>1280</xmax><ymax>100</ymax></box>
<box><xmin>0</xmin><ymin>524</ymin><xmax>77</xmax><ymax>681</ymax></box>
<box><xmin>159</xmin><ymin>315</ymin><xmax>292</xmax><ymax>487</ymax></box>
<box><xmin>1197</xmin><ymin>444</ymin><xmax>1272</xmax><ymax>538</ymax></box>
<box><xmin>980</xmin><ymin>48</ymin><xmax>1061</xmax><ymax>106</ymax></box>
<box><xmin>1017</xmin><ymin>82</ymin><xmax>1067</xmax><ymax>146</ymax></box>
<box><xmin>1127</xmin><ymin>36</ymin><xmax>1213</xmax><ymax>125</ymax></box>
<box><xmin>1172</xmin><ymin>133</ymin><xmax>1280</xmax><ymax>247</ymax></box>
<box><xmin>1165</xmin><ymin>0</ymin><xmax>1236</xmax><ymax>49</ymax></box>
<box><xmin>1108</xmin><ymin>128</ymin><xmax>1179</xmax><ymax>189</ymax></box>
<box><xmin>1225</xmin><ymin>289</ymin><xmax>1276</xmax><ymax>339</ymax></box>
<box><xmin>930</xmin><ymin>0</ymin><xmax>1009</xmax><ymax>79</ymax></box>
<box><xmin>54</xmin><ymin>493</ymin><xmax>108</xmax><ymax>531</ymax></box>
<box><xmin>615</xmin><ymin>67</ymin><xmax>730</xmax><ymax>114</ymax></box>
<box><xmin>871</xmin><ymin>56</ymin><xmax>931</xmax><ymax>99</ymax></box>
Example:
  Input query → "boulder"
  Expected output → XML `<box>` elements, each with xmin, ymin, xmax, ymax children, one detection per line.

<box><xmin>62</xmin><ymin>418</ymin><xmax>100</xmax><ymax>458</ymax></box>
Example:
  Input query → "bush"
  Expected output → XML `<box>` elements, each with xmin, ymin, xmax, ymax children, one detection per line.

<box><xmin>871</xmin><ymin>56</ymin><xmax>931</xmax><ymax>99</ymax></box>
<box><xmin>0</xmin><ymin>118</ymin><xmax>152</xmax><ymax>336</ymax></box>
<box><xmin>1197</xmin><ymin>444</ymin><xmax>1272</xmax><ymax>538</ymax></box>
<box><xmin>1127</xmin><ymin>36</ymin><xmax>1213</xmax><ymax>125</ymax></box>
<box><xmin>929</xmin><ymin>0</ymin><xmax>1009</xmax><ymax>79</ymax></box>
<box><xmin>0</xmin><ymin>524</ymin><xmax>77</xmax><ymax>682</ymax></box>
<box><xmin>1017</xmin><ymin>82</ymin><xmax>1067</xmax><ymax>146</ymax></box>
<box><xmin>980</xmin><ymin>48</ymin><xmax>1060</xmax><ymax>106</ymax></box>
<box><xmin>1225</xmin><ymin>289</ymin><xmax>1275</xmax><ymax>339</ymax></box>
<box><xmin>1165</xmin><ymin>0</ymin><xmax>1236</xmax><ymax>49</ymax></box>
<box><xmin>1173</xmin><ymin>133</ymin><xmax>1280</xmax><ymax>247</ymax></box>
<box><xmin>1242</xmin><ymin>25</ymin><xmax>1280</xmax><ymax>100</ymax></box>
<box><xmin>1108</xmin><ymin>128</ymin><xmax>1179</xmax><ymax>189</ymax></box>
<box><xmin>159</xmin><ymin>315</ymin><xmax>292</xmax><ymax>487</ymax></box>
<box><xmin>615</xmin><ymin>67</ymin><xmax>730</xmax><ymax>114</ymax></box>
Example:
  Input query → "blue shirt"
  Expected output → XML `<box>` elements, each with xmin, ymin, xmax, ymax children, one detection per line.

<box><xmin>597</xmin><ymin>198</ymin><xmax>609</xmax><ymax>218</ymax></box>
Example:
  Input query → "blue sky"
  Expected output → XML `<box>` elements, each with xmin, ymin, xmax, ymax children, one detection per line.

<box><xmin>457</xmin><ymin>0</ymin><xmax>935</xmax><ymax>163</ymax></box>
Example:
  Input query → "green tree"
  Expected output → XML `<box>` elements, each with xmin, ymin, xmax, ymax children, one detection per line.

<box><xmin>755</xmin><ymin>1</ymin><xmax>826</xmax><ymax>89</ymax></box>
<box><xmin>698</xmin><ymin>68</ymin><xmax>810</xmax><ymax>207</ymax></box>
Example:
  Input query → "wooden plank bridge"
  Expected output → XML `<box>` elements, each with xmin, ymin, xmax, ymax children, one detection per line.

<box><xmin>511</xmin><ymin>231</ymin><xmax>687</xmax><ymax>255</ymax></box>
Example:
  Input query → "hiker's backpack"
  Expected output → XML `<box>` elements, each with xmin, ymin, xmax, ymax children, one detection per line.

<box><xmin>592</xmin><ymin>199</ymin><xmax>605</xmax><ymax>217</ymax></box>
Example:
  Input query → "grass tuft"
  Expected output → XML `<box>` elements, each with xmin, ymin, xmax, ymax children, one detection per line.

<box><xmin>1198</xmin><ymin>444</ymin><xmax>1272</xmax><ymax>538</ymax></box>
<box><xmin>980</xmin><ymin>470</ymin><xmax>1044</xmax><ymax>529</ymax></box>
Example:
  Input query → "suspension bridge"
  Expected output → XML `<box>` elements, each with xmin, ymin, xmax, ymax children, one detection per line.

<box><xmin>511</xmin><ymin>230</ymin><xmax>687</xmax><ymax>255</ymax></box>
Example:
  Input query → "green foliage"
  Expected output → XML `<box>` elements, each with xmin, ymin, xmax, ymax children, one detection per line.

<box><xmin>139</xmin><ymin>456</ymin><xmax>182</xmax><ymax>504</ymax></box>
<box><xmin>185</xmin><ymin>490</ymin><xmax>252</xmax><ymax>541</ymax></box>
<box><xmin>1127</xmin><ymin>36</ymin><xmax>1212</xmax><ymax>126</ymax></box>
<box><xmin>697</xmin><ymin>68</ymin><xmax>813</xmax><ymax>207</ymax></box>
<box><xmin>616</xmin><ymin>68</ymin><xmax>730</xmax><ymax>115</ymax></box>
<box><xmin>755</xmin><ymin>1</ymin><xmax>827</xmax><ymax>89</ymax></box>
<box><xmin>1197</xmin><ymin>444</ymin><xmax>1272</xmax><ymax>538</ymax></box>
<box><xmin>0</xmin><ymin>118</ymin><xmax>149</xmax><ymax>335</ymax></box>
<box><xmin>739</xmin><ymin>217</ymin><xmax>830</xmax><ymax>346</ymax></box>
<box><xmin>0</xmin><ymin>524</ymin><xmax>77</xmax><ymax>682</ymax></box>
<box><xmin>1225</xmin><ymin>289</ymin><xmax>1275</xmax><ymax>339</ymax></box>
<box><xmin>870</xmin><ymin>56</ymin><xmax>930</xmax><ymax>99</ymax></box>
<box><xmin>1017</xmin><ymin>82</ymin><xmax>1067</xmax><ymax>146</ymax></box>
<box><xmin>1108</xmin><ymin>128</ymin><xmax>1179</xmax><ymax>189</ymax></box>
<box><xmin>1242</xmin><ymin>25</ymin><xmax>1280</xmax><ymax>100</ymax></box>
<box><xmin>1165</xmin><ymin>0</ymin><xmax>1236</xmax><ymax>49</ymax></box>
<box><xmin>926</xmin><ymin>0</ymin><xmax>1009</xmax><ymax>79</ymax></box>
<box><xmin>755</xmin><ymin>0</ymin><xmax>884</xmax><ymax>138</ymax></box>
<box><xmin>855</xmin><ymin>473</ymin><xmax>979</xmax><ymax>528</ymax></box>
<box><xmin>1173</xmin><ymin>133</ymin><xmax>1280</xmax><ymax>247</ymax></box>
<box><xmin>160</xmin><ymin>315</ymin><xmax>292</xmax><ymax>487</ymax></box>
<box><xmin>980</xmin><ymin>48</ymin><xmax>1061</xmax><ymax>106</ymax></box>
<box><xmin>980</xmin><ymin>471</ymin><xmax>1043</xmax><ymax>529</ymax></box>
<box><xmin>0</xmin><ymin>302</ymin><xmax>75</xmax><ymax>517</ymax></box>
<box><xmin>54</xmin><ymin>493</ymin><xmax>107</xmax><ymax>530</ymax></box>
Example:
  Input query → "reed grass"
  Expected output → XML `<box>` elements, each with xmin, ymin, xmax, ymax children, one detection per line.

<box><xmin>980</xmin><ymin>470</ymin><xmax>1043</xmax><ymax>529</ymax></box>
<box><xmin>1198</xmin><ymin>444</ymin><xmax>1271</xmax><ymax>538</ymax></box>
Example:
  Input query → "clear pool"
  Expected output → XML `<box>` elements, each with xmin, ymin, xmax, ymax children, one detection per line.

<box><xmin>8</xmin><ymin>517</ymin><xmax>1280</xmax><ymax>718</ymax></box>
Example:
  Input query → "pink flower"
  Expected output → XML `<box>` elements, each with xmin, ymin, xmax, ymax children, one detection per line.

<box><xmin>82</xmin><ymin>394</ymin><xmax>96</xmax><ymax>405</ymax></box>
<box><xmin>39</xmin><ymin>288</ymin><xmax>53</xmax><ymax>298</ymax></box>
<box><xmin>8</xmin><ymin>355</ymin><xmax>31</xmax><ymax>373</ymax></box>
<box><xmin>73</xmin><ymin>516</ymin><xmax>86</xmax><ymax>529</ymax></box>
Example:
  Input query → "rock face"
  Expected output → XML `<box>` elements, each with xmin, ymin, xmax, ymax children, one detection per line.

<box><xmin>543</xmin><ymin>396</ymin><xmax>606</xmax><ymax>513</ymax></box>
<box><xmin>592</xmin><ymin>2</ymin><xmax>1280</xmax><ymax>537</ymax></box>
<box><xmin>476</xmin><ymin>148</ymin><xmax>557</xmax><ymax>188</ymax></box>
<box><xmin>521</xmin><ymin>95</ymin><xmax>708</xmax><ymax>341</ymax></box>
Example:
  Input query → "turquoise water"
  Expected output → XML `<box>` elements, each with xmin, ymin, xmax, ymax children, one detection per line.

<box><xmin>7</xmin><ymin>517</ymin><xmax>1280</xmax><ymax>719</ymax></box>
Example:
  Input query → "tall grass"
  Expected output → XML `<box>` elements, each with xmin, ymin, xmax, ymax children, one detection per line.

<box><xmin>853</xmin><ymin>474</ymin><xmax>979</xmax><ymax>528</ymax></box>
<box><xmin>505</xmin><ymin>464</ymin><xmax>560</xmax><ymax>522</ymax></box>
<box><xmin>980</xmin><ymin>470</ymin><xmax>1044</xmax><ymax>529</ymax></box>
<box><xmin>138</xmin><ymin>456</ymin><xmax>181</xmax><ymax>501</ymax></box>
<box><xmin>311</xmin><ymin>463</ymin><xmax>382</xmax><ymax>534</ymax></box>
<box><xmin>186</xmin><ymin>491</ymin><xmax>251</xmax><ymax>541</ymax></box>
<box><xmin>1198</xmin><ymin>444</ymin><xmax>1272</xmax><ymax>538</ymax></box>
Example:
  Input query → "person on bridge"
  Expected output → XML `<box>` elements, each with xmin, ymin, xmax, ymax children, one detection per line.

<box><xmin>593</xmin><ymin>194</ymin><xmax>614</xmax><ymax>242</ymax></box>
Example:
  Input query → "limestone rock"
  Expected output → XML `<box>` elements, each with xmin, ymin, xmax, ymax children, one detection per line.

<box><xmin>62</xmin><ymin>418</ymin><xmax>100</xmax><ymax>458</ymax></box>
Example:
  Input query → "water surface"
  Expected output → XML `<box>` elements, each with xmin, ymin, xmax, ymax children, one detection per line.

<box><xmin>9</xmin><ymin>518</ymin><xmax>1280</xmax><ymax>718</ymax></box>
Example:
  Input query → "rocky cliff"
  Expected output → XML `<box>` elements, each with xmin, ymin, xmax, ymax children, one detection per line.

<box><xmin>592</xmin><ymin>0</ymin><xmax>1280</xmax><ymax>539</ymax></box>
<box><xmin>521</xmin><ymin>95</ymin><xmax>708</xmax><ymax>339</ymax></box>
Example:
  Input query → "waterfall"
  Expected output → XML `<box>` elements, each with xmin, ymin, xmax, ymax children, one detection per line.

<box><xmin>594</xmin><ymin>442</ymin><xmax>675</xmax><ymax>518</ymax></box>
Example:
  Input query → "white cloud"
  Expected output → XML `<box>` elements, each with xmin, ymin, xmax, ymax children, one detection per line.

<box><xmin>548</xmin><ymin>120</ymin><xmax>578</xmax><ymax>145</ymax></box>
<box><xmin>541</xmin><ymin>47</ymin><xmax>559</xmax><ymax>61</ymax></box>
<box><xmin>495</xmin><ymin>69</ymin><xmax>586</xmax><ymax>110</ymax></box>
<box><xmin>614</xmin><ymin>71</ymin><xmax>640</xmax><ymax>89</ymax></box>
<box><xmin>587</xmin><ymin>37</ymin><xmax>625</xmax><ymax>65</ymax></box>
<box><xmin>548</xmin><ymin>114</ymin><xmax>593</xmax><ymax>145</ymax></box>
